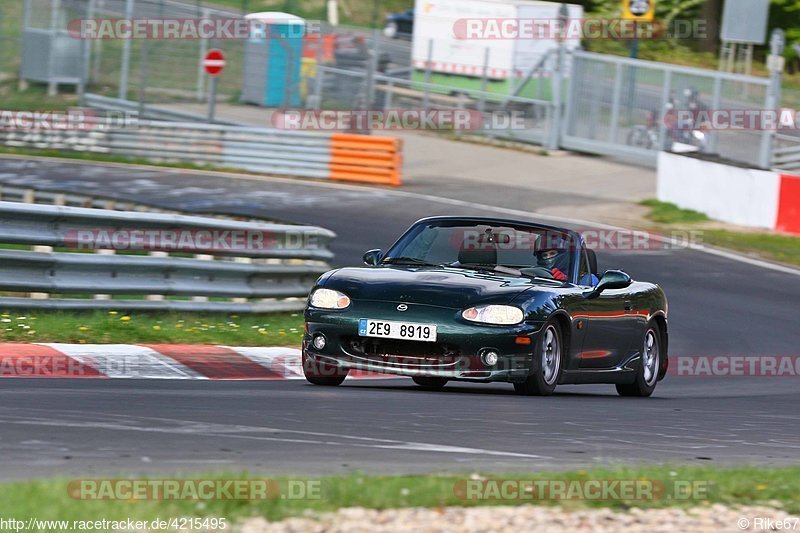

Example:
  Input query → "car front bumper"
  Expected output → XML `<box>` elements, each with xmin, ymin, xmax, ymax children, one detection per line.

<box><xmin>304</xmin><ymin>301</ymin><xmax>543</xmax><ymax>383</ymax></box>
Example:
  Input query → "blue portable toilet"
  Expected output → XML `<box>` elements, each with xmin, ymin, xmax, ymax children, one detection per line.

<box><xmin>241</xmin><ymin>12</ymin><xmax>305</xmax><ymax>107</ymax></box>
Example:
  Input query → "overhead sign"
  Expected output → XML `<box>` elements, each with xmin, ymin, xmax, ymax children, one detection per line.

<box><xmin>720</xmin><ymin>0</ymin><xmax>769</xmax><ymax>45</ymax></box>
<box><xmin>622</xmin><ymin>0</ymin><xmax>655</xmax><ymax>22</ymax></box>
<box><xmin>203</xmin><ymin>49</ymin><xmax>226</xmax><ymax>77</ymax></box>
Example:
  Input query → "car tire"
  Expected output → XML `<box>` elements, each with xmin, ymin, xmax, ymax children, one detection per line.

<box><xmin>412</xmin><ymin>376</ymin><xmax>448</xmax><ymax>390</ymax></box>
<box><xmin>514</xmin><ymin>321</ymin><xmax>562</xmax><ymax>396</ymax></box>
<box><xmin>616</xmin><ymin>323</ymin><xmax>660</xmax><ymax>397</ymax></box>
<box><xmin>303</xmin><ymin>353</ymin><xmax>348</xmax><ymax>386</ymax></box>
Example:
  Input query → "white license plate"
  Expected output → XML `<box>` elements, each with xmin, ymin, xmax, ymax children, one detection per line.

<box><xmin>358</xmin><ymin>319</ymin><xmax>437</xmax><ymax>342</ymax></box>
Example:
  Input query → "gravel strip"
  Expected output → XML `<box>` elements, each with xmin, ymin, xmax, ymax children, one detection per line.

<box><xmin>239</xmin><ymin>504</ymin><xmax>797</xmax><ymax>532</ymax></box>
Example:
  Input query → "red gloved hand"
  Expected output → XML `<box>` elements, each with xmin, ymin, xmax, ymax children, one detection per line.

<box><xmin>551</xmin><ymin>267</ymin><xmax>567</xmax><ymax>281</ymax></box>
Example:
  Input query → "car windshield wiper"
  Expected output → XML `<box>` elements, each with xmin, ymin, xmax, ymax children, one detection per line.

<box><xmin>382</xmin><ymin>257</ymin><xmax>442</xmax><ymax>267</ymax></box>
<box><xmin>454</xmin><ymin>262</ymin><xmax>516</xmax><ymax>275</ymax></box>
<box><xmin>456</xmin><ymin>263</ymin><xmax>565</xmax><ymax>283</ymax></box>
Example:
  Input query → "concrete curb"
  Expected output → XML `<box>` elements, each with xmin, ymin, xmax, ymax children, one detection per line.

<box><xmin>0</xmin><ymin>344</ymin><xmax>391</xmax><ymax>380</ymax></box>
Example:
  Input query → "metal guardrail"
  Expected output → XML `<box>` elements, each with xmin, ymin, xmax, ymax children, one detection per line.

<box><xmin>0</xmin><ymin>201</ymin><xmax>335</xmax><ymax>312</ymax></box>
<box><xmin>0</xmin><ymin>182</ymin><xmax>178</xmax><ymax>212</ymax></box>
<box><xmin>83</xmin><ymin>93</ymin><xmax>243</xmax><ymax>125</ymax></box>
<box><xmin>0</xmin><ymin>117</ymin><xmax>404</xmax><ymax>186</ymax></box>
<box><xmin>772</xmin><ymin>133</ymin><xmax>800</xmax><ymax>171</ymax></box>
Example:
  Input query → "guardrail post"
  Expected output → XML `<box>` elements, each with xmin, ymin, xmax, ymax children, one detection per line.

<box><xmin>93</xmin><ymin>249</ymin><xmax>116</xmax><ymax>300</ymax></box>
<box><xmin>231</xmin><ymin>257</ymin><xmax>252</xmax><ymax>303</ymax></box>
<box><xmin>30</xmin><ymin>244</ymin><xmax>53</xmax><ymax>300</ymax></box>
<box><xmin>191</xmin><ymin>254</ymin><xmax>214</xmax><ymax>302</ymax></box>
<box><xmin>145</xmin><ymin>251</ymin><xmax>168</xmax><ymax>301</ymax></box>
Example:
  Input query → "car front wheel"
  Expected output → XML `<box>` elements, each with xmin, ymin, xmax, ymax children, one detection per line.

<box><xmin>303</xmin><ymin>353</ymin><xmax>348</xmax><ymax>386</ymax></box>
<box><xmin>616</xmin><ymin>323</ymin><xmax>660</xmax><ymax>397</ymax></box>
<box><xmin>514</xmin><ymin>321</ymin><xmax>562</xmax><ymax>396</ymax></box>
<box><xmin>412</xmin><ymin>376</ymin><xmax>448</xmax><ymax>390</ymax></box>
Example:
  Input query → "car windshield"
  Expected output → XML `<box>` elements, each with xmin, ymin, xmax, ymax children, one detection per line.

<box><xmin>382</xmin><ymin>221</ymin><xmax>575</xmax><ymax>279</ymax></box>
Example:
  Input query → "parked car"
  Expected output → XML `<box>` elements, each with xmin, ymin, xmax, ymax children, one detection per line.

<box><xmin>384</xmin><ymin>8</ymin><xmax>413</xmax><ymax>38</ymax></box>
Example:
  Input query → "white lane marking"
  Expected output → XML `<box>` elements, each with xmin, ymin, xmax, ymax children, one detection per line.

<box><xmin>222</xmin><ymin>346</ymin><xmax>304</xmax><ymax>378</ymax></box>
<box><xmin>6</xmin><ymin>153</ymin><xmax>797</xmax><ymax>276</ymax></box>
<box><xmin>2</xmin><ymin>412</ymin><xmax>547</xmax><ymax>459</ymax></box>
<box><xmin>39</xmin><ymin>344</ymin><xmax>204</xmax><ymax>379</ymax></box>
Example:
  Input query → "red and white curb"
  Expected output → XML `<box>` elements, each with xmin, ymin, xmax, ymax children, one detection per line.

<box><xmin>0</xmin><ymin>344</ymin><xmax>391</xmax><ymax>380</ymax></box>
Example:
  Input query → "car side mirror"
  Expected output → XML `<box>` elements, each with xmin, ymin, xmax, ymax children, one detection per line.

<box><xmin>363</xmin><ymin>249</ymin><xmax>383</xmax><ymax>266</ymax></box>
<box><xmin>584</xmin><ymin>270</ymin><xmax>632</xmax><ymax>299</ymax></box>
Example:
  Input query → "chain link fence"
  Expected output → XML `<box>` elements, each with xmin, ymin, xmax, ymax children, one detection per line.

<box><xmin>1</xmin><ymin>0</ymin><xmax>792</xmax><ymax>169</ymax></box>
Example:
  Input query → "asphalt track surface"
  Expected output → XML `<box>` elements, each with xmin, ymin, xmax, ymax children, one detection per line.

<box><xmin>0</xmin><ymin>157</ymin><xmax>799</xmax><ymax>479</ymax></box>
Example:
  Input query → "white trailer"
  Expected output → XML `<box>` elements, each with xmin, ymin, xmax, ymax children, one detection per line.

<box><xmin>412</xmin><ymin>0</ymin><xmax>583</xmax><ymax>82</ymax></box>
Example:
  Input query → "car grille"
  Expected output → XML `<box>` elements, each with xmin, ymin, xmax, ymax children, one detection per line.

<box><xmin>343</xmin><ymin>336</ymin><xmax>461</xmax><ymax>366</ymax></box>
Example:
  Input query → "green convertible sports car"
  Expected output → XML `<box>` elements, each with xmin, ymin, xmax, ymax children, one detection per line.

<box><xmin>302</xmin><ymin>217</ymin><xmax>669</xmax><ymax>397</ymax></box>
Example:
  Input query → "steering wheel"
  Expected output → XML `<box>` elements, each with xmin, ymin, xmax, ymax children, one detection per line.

<box><xmin>520</xmin><ymin>266</ymin><xmax>555</xmax><ymax>279</ymax></box>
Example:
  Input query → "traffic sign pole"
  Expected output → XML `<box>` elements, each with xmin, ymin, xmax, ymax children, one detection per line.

<box><xmin>202</xmin><ymin>49</ymin><xmax>226</xmax><ymax>123</ymax></box>
<box><xmin>208</xmin><ymin>76</ymin><xmax>218</xmax><ymax>123</ymax></box>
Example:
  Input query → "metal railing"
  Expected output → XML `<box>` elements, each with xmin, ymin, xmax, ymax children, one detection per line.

<box><xmin>0</xmin><ymin>201</ymin><xmax>334</xmax><ymax>312</ymax></box>
<box><xmin>0</xmin><ymin>119</ymin><xmax>404</xmax><ymax>185</ymax></box>
<box><xmin>83</xmin><ymin>93</ymin><xmax>242</xmax><ymax>124</ymax></box>
<box><xmin>772</xmin><ymin>133</ymin><xmax>800</xmax><ymax>171</ymax></box>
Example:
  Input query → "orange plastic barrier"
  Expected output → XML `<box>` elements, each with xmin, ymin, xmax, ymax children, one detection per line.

<box><xmin>329</xmin><ymin>133</ymin><xmax>403</xmax><ymax>186</ymax></box>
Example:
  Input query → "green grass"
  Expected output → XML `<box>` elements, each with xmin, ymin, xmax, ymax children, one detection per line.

<box><xmin>701</xmin><ymin>230</ymin><xmax>800</xmax><ymax>267</ymax></box>
<box><xmin>0</xmin><ymin>146</ymin><xmax>250</xmax><ymax>174</ymax></box>
<box><xmin>0</xmin><ymin>467</ymin><xmax>798</xmax><ymax>526</ymax></box>
<box><xmin>0</xmin><ymin>310</ymin><xmax>304</xmax><ymax>345</ymax></box>
<box><xmin>640</xmin><ymin>199</ymin><xmax>710</xmax><ymax>224</ymax></box>
<box><xmin>640</xmin><ymin>199</ymin><xmax>800</xmax><ymax>267</ymax></box>
<box><xmin>0</xmin><ymin>80</ymin><xmax>79</xmax><ymax>112</ymax></box>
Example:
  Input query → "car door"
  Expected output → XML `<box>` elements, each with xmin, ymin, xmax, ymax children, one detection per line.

<box><xmin>575</xmin><ymin>250</ymin><xmax>638</xmax><ymax>370</ymax></box>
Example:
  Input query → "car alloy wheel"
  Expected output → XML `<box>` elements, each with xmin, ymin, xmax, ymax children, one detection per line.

<box><xmin>642</xmin><ymin>328</ymin><xmax>658</xmax><ymax>387</ymax></box>
<box><xmin>514</xmin><ymin>321</ymin><xmax>562</xmax><ymax>396</ymax></box>
<box><xmin>541</xmin><ymin>325</ymin><xmax>561</xmax><ymax>386</ymax></box>
<box><xmin>616</xmin><ymin>323</ymin><xmax>661</xmax><ymax>397</ymax></box>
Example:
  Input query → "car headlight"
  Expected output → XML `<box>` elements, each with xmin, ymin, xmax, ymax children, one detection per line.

<box><xmin>462</xmin><ymin>305</ymin><xmax>523</xmax><ymax>325</ymax></box>
<box><xmin>309</xmin><ymin>288</ymin><xmax>351</xmax><ymax>309</ymax></box>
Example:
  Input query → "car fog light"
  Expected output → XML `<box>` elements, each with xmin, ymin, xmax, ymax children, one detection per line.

<box><xmin>482</xmin><ymin>350</ymin><xmax>499</xmax><ymax>366</ymax></box>
<box><xmin>313</xmin><ymin>334</ymin><xmax>327</xmax><ymax>350</ymax></box>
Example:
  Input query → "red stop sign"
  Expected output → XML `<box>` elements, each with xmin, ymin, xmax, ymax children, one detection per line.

<box><xmin>203</xmin><ymin>49</ymin><xmax>225</xmax><ymax>77</ymax></box>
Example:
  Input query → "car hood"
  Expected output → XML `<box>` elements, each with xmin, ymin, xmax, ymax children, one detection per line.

<box><xmin>320</xmin><ymin>266</ymin><xmax>544</xmax><ymax>309</ymax></box>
